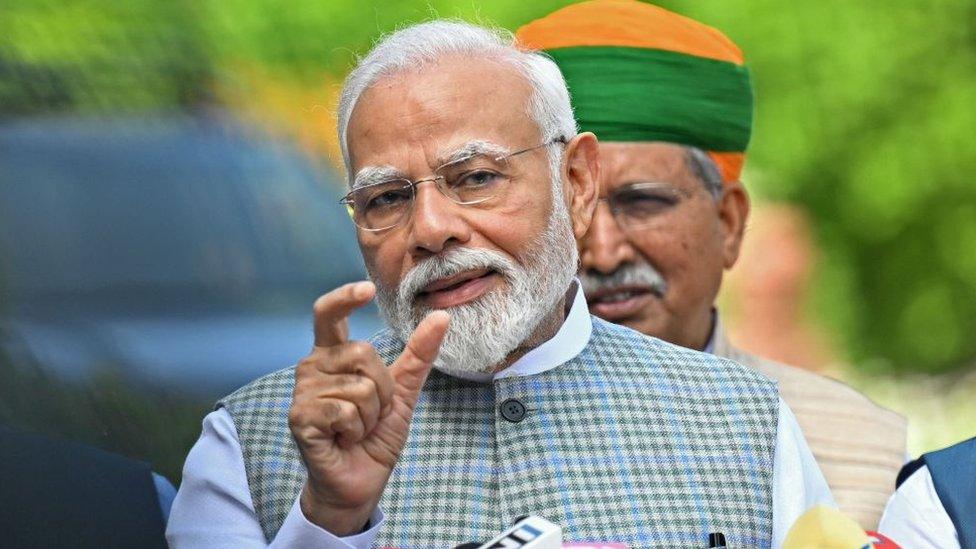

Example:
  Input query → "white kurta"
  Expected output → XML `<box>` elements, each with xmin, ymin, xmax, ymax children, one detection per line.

<box><xmin>878</xmin><ymin>465</ymin><xmax>960</xmax><ymax>548</ymax></box>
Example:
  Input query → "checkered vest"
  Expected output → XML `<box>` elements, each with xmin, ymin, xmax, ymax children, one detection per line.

<box><xmin>219</xmin><ymin>317</ymin><xmax>779</xmax><ymax>548</ymax></box>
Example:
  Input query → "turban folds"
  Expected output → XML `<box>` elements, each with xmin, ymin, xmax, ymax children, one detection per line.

<box><xmin>516</xmin><ymin>0</ymin><xmax>753</xmax><ymax>183</ymax></box>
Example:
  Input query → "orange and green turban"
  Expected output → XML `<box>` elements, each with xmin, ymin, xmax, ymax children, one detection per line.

<box><xmin>516</xmin><ymin>0</ymin><xmax>753</xmax><ymax>183</ymax></box>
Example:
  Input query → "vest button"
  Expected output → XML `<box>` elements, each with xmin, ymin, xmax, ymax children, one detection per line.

<box><xmin>500</xmin><ymin>398</ymin><xmax>527</xmax><ymax>423</ymax></box>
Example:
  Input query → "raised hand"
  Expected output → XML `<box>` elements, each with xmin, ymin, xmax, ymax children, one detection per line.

<box><xmin>289</xmin><ymin>281</ymin><xmax>450</xmax><ymax>535</ymax></box>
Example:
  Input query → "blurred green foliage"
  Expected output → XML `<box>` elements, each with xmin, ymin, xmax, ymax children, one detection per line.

<box><xmin>2</xmin><ymin>0</ymin><xmax>975</xmax><ymax>376</ymax></box>
<box><xmin>683</xmin><ymin>1</ymin><xmax>976</xmax><ymax>376</ymax></box>
<box><xmin>0</xmin><ymin>0</ymin><xmax>211</xmax><ymax>114</ymax></box>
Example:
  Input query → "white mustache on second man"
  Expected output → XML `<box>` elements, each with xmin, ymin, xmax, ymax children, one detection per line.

<box><xmin>580</xmin><ymin>258</ymin><xmax>668</xmax><ymax>317</ymax></box>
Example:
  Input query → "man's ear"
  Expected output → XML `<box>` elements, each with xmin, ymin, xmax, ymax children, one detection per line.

<box><xmin>561</xmin><ymin>132</ymin><xmax>600</xmax><ymax>239</ymax></box>
<box><xmin>719</xmin><ymin>181</ymin><xmax>750</xmax><ymax>269</ymax></box>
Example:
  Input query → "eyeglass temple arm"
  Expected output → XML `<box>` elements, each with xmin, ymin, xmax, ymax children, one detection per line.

<box><xmin>494</xmin><ymin>135</ymin><xmax>568</xmax><ymax>162</ymax></box>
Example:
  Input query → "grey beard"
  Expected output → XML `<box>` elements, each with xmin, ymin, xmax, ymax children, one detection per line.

<box><xmin>370</xmin><ymin>196</ymin><xmax>578</xmax><ymax>377</ymax></box>
<box><xmin>579</xmin><ymin>259</ymin><xmax>668</xmax><ymax>298</ymax></box>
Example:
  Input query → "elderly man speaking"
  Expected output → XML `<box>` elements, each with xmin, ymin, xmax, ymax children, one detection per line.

<box><xmin>517</xmin><ymin>0</ymin><xmax>907</xmax><ymax>530</ymax></box>
<box><xmin>167</xmin><ymin>20</ymin><xmax>830</xmax><ymax>548</ymax></box>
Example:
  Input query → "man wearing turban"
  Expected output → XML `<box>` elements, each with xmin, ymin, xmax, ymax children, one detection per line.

<box><xmin>518</xmin><ymin>0</ymin><xmax>907</xmax><ymax>530</ymax></box>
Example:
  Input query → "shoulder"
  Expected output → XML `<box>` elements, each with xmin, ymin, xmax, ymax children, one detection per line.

<box><xmin>879</xmin><ymin>464</ymin><xmax>959</xmax><ymax>547</ymax></box>
<box><xmin>587</xmin><ymin>316</ymin><xmax>777</xmax><ymax>394</ymax></box>
<box><xmin>219</xmin><ymin>365</ymin><xmax>298</xmax><ymax>411</ymax></box>
<box><xmin>897</xmin><ymin>456</ymin><xmax>928</xmax><ymax>488</ymax></box>
<box><xmin>887</xmin><ymin>462</ymin><xmax>940</xmax><ymax>509</ymax></box>
<box><xmin>924</xmin><ymin>436</ymin><xmax>976</xmax><ymax>464</ymax></box>
<box><xmin>741</xmin><ymin>349</ymin><xmax>905</xmax><ymax>430</ymax></box>
<box><xmin>0</xmin><ymin>425</ymin><xmax>154</xmax><ymax>476</ymax></box>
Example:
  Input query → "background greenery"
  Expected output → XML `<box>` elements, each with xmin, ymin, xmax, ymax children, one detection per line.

<box><xmin>2</xmin><ymin>0</ymin><xmax>974</xmax><ymax>471</ymax></box>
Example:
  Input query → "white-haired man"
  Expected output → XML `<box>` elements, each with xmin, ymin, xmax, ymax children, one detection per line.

<box><xmin>167</xmin><ymin>21</ymin><xmax>831</xmax><ymax>548</ymax></box>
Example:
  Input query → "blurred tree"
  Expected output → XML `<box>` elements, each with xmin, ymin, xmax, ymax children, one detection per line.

<box><xmin>0</xmin><ymin>0</ymin><xmax>212</xmax><ymax>115</ymax></box>
<box><xmin>665</xmin><ymin>0</ymin><xmax>976</xmax><ymax>374</ymax></box>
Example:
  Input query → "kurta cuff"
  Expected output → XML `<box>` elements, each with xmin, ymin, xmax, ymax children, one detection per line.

<box><xmin>269</xmin><ymin>497</ymin><xmax>384</xmax><ymax>548</ymax></box>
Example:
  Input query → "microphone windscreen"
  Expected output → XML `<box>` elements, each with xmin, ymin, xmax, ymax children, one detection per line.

<box><xmin>782</xmin><ymin>505</ymin><xmax>870</xmax><ymax>548</ymax></box>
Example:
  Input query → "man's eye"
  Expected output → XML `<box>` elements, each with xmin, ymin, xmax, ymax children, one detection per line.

<box><xmin>364</xmin><ymin>188</ymin><xmax>411</xmax><ymax>210</ymax></box>
<box><xmin>620</xmin><ymin>190</ymin><xmax>675</xmax><ymax>204</ymax></box>
<box><xmin>454</xmin><ymin>170</ymin><xmax>501</xmax><ymax>189</ymax></box>
<box><xmin>615</xmin><ymin>190</ymin><xmax>678</xmax><ymax>215</ymax></box>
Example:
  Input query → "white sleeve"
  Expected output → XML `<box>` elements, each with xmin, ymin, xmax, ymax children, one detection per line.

<box><xmin>166</xmin><ymin>408</ymin><xmax>384</xmax><ymax>548</ymax></box>
<box><xmin>771</xmin><ymin>398</ymin><xmax>835</xmax><ymax>548</ymax></box>
<box><xmin>877</xmin><ymin>465</ymin><xmax>960</xmax><ymax>549</ymax></box>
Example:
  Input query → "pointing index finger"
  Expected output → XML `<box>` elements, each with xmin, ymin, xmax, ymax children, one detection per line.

<box><xmin>313</xmin><ymin>281</ymin><xmax>376</xmax><ymax>348</ymax></box>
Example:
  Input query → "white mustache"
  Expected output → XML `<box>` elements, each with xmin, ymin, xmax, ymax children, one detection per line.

<box><xmin>397</xmin><ymin>247</ymin><xmax>517</xmax><ymax>310</ymax></box>
<box><xmin>579</xmin><ymin>261</ymin><xmax>668</xmax><ymax>297</ymax></box>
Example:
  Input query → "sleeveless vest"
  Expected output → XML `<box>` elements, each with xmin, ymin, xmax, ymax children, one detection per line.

<box><xmin>220</xmin><ymin>318</ymin><xmax>779</xmax><ymax>548</ymax></box>
<box><xmin>897</xmin><ymin>436</ymin><xmax>976</xmax><ymax>548</ymax></box>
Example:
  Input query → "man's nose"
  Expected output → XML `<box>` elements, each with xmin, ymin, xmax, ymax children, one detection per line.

<box><xmin>580</xmin><ymin>201</ymin><xmax>636</xmax><ymax>273</ymax></box>
<box><xmin>406</xmin><ymin>182</ymin><xmax>471</xmax><ymax>255</ymax></box>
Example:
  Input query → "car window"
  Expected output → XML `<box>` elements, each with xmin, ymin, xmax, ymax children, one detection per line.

<box><xmin>0</xmin><ymin>117</ymin><xmax>364</xmax><ymax>310</ymax></box>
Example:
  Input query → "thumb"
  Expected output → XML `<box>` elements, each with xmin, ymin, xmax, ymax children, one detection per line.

<box><xmin>391</xmin><ymin>311</ymin><xmax>450</xmax><ymax>400</ymax></box>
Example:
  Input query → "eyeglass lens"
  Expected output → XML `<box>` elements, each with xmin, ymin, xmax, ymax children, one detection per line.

<box><xmin>348</xmin><ymin>153</ymin><xmax>515</xmax><ymax>230</ymax></box>
<box><xmin>607</xmin><ymin>183</ymin><xmax>687</xmax><ymax>229</ymax></box>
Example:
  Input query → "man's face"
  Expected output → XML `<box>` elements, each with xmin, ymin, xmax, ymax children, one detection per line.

<box><xmin>344</xmin><ymin>55</ymin><xmax>592</xmax><ymax>374</ymax></box>
<box><xmin>579</xmin><ymin>142</ymin><xmax>745</xmax><ymax>350</ymax></box>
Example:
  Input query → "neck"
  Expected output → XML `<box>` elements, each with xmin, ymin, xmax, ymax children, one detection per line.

<box><xmin>687</xmin><ymin>308</ymin><xmax>716</xmax><ymax>352</ymax></box>
<box><xmin>491</xmin><ymin>293</ymin><xmax>568</xmax><ymax>373</ymax></box>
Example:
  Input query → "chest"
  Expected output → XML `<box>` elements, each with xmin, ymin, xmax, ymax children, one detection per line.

<box><xmin>374</xmin><ymin>365</ymin><xmax>775</xmax><ymax>548</ymax></box>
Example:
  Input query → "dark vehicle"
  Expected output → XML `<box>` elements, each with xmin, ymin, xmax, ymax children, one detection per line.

<box><xmin>0</xmin><ymin>114</ymin><xmax>383</xmax><ymax>479</ymax></box>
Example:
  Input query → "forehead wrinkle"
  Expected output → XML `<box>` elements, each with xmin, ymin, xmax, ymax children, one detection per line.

<box><xmin>435</xmin><ymin>140</ymin><xmax>512</xmax><ymax>170</ymax></box>
<box><xmin>352</xmin><ymin>165</ymin><xmax>403</xmax><ymax>190</ymax></box>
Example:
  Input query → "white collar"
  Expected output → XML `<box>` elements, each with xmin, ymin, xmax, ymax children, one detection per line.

<box><xmin>448</xmin><ymin>279</ymin><xmax>593</xmax><ymax>382</ymax></box>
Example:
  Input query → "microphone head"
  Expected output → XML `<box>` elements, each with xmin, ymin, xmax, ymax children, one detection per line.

<box><xmin>783</xmin><ymin>505</ymin><xmax>902</xmax><ymax>548</ymax></box>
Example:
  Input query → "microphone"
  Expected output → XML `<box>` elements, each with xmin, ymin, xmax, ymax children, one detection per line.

<box><xmin>475</xmin><ymin>516</ymin><xmax>563</xmax><ymax>548</ymax></box>
<box><xmin>782</xmin><ymin>506</ymin><xmax>902</xmax><ymax>548</ymax></box>
<box><xmin>453</xmin><ymin>516</ymin><xmax>629</xmax><ymax>548</ymax></box>
<box><xmin>454</xmin><ymin>516</ymin><xmax>728</xmax><ymax>548</ymax></box>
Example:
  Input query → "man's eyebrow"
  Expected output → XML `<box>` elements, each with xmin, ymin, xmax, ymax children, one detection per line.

<box><xmin>351</xmin><ymin>141</ymin><xmax>511</xmax><ymax>188</ymax></box>
<box><xmin>435</xmin><ymin>140</ymin><xmax>511</xmax><ymax>170</ymax></box>
<box><xmin>352</xmin><ymin>166</ymin><xmax>404</xmax><ymax>190</ymax></box>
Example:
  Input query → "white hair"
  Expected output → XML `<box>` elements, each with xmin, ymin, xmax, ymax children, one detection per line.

<box><xmin>337</xmin><ymin>20</ymin><xmax>578</xmax><ymax>183</ymax></box>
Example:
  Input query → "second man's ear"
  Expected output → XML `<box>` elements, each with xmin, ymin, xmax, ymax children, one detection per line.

<box><xmin>718</xmin><ymin>181</ymin><xmax>750</xmax><ymax>269</ymax></box>
<box><xmin>561</xmin><ymin>132</ymin><xmax>601</xmax><ymax>240</ymax></box>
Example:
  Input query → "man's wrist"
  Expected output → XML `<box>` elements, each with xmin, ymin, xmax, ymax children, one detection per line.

<box><xmin>299</xmin><ymin>483</ymin><xmax>374</xmax><ymax>536</ymax></box>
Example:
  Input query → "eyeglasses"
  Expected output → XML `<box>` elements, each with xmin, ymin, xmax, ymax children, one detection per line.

<box><xmin>600</xmin><ymin>182</ymin><xmax>700</xmax><ymax>231</ymax></box>
<box><xmin>341</xmin><ymin>137</ymin><xmax>566</xmax><ymax>231</ymax></box>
